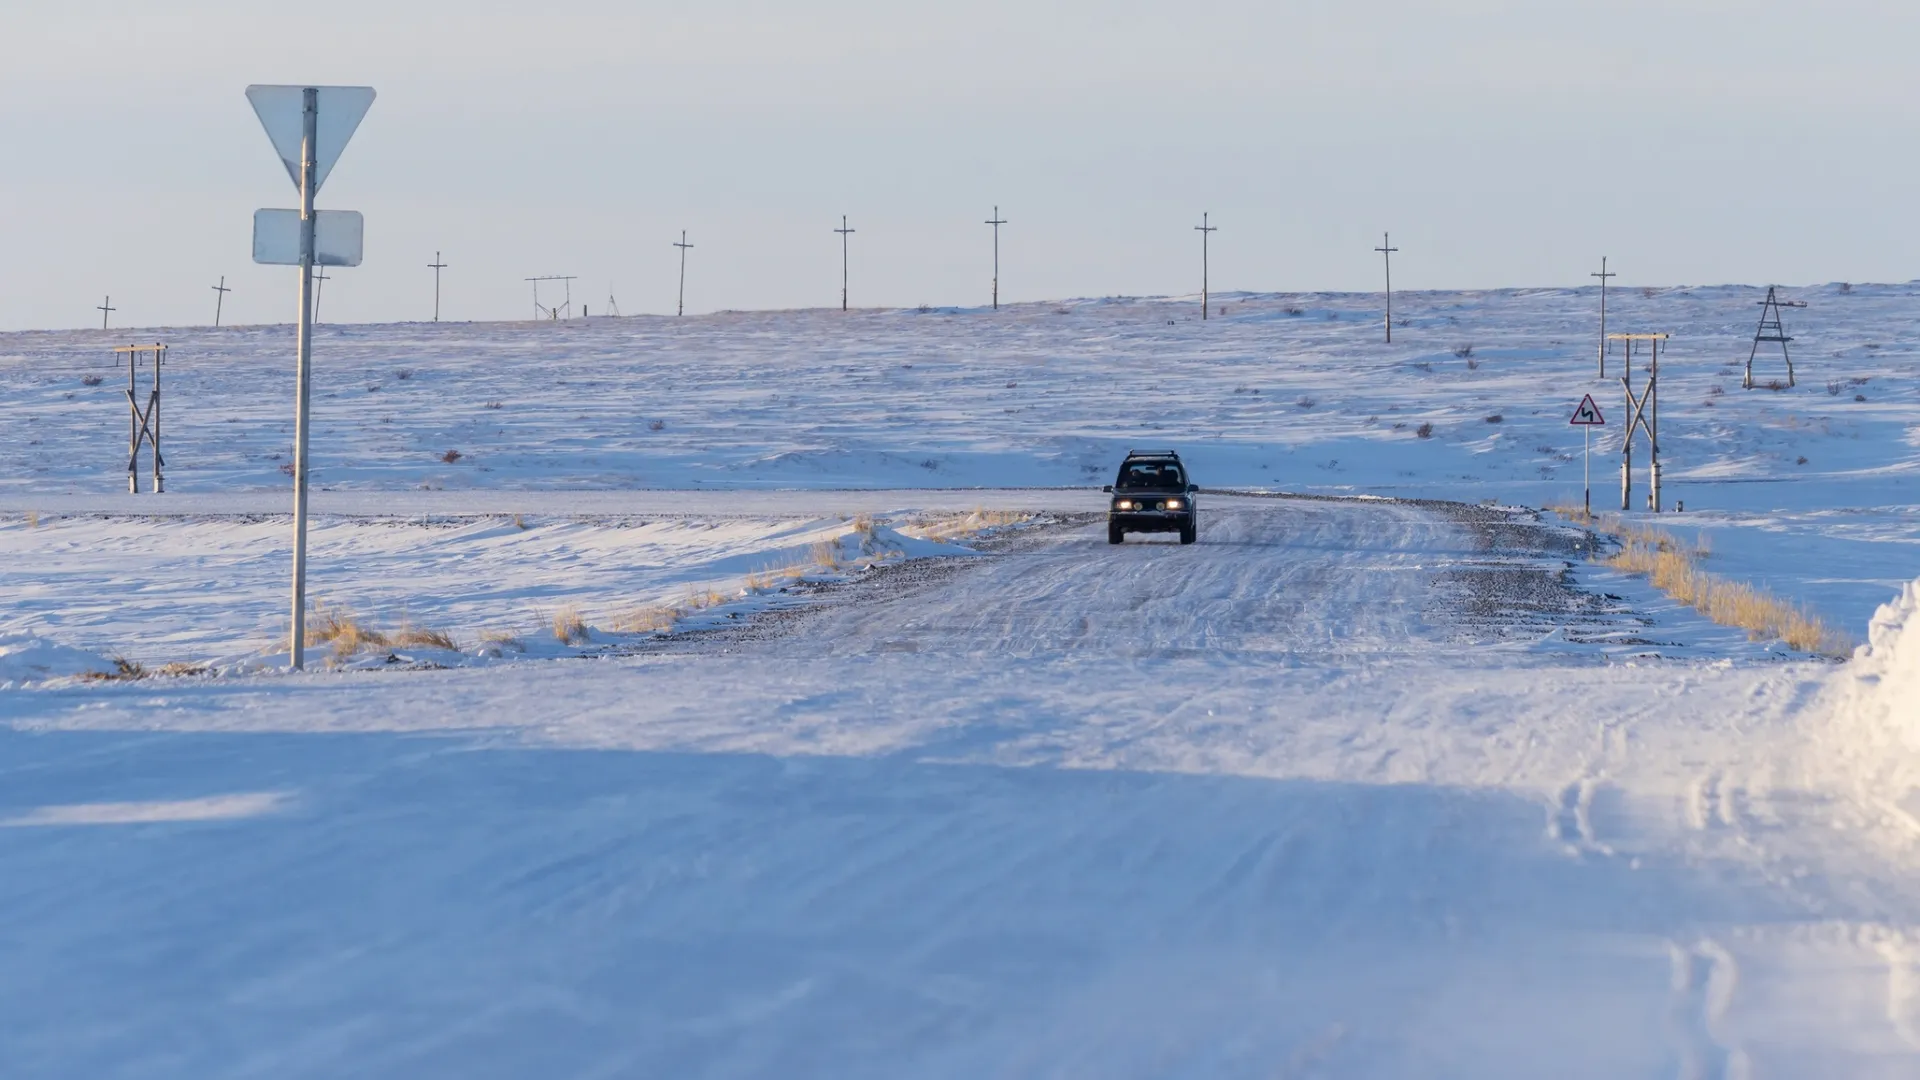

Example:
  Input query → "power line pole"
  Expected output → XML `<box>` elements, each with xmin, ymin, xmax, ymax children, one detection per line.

<box><xmin>834</xmin><ymin>215</ymin><xmax>855</xmax><ymax>311</ymax></box>
<box><xmin>1194</xmin><ymin>213</ymin><xmax>1217</xmax><ymax>320</ymax></box>
<box><xmin>211</xmin><ymin>276</ymin><xmax>231</xmax><ymax>327</ymax></box>
<box><xmin>428</xmin><ymin>251</ymin><xmax>447</xmax><ymax>321</ymax></box>
<box><xmin>1590</xmin><ymin>257</ymin><xmax>1615</xmax><ymax>377</ymax></box>
<box><xmin>673</xmin><ymin>230</ymin><xmax>693</xmax><ymax>316</ymax></box>
<box><xmin>97</xmin><ymin>295</ymin><xmax>115</xmax><ymax>330</ymax></box>
<box><xmin>312</xmin><ymin>267</ymin><xmax>330</xmax><ymax>323</ymax></box>
<box><xmin>985</xmin><ymin>206</ymin><xmax>1006</xmax><ymax>310</ymax></box>
<box><xmin>1375</xmin><ymin>232</ymin><xmax>1399</xmax><ymax>343</ymax></box>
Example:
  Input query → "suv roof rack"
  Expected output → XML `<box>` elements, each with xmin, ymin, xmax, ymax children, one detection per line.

<box><xmin>1123</xmin><ymin>448</ymin><xmax>1180</xmax><ymax>459</ymax></box>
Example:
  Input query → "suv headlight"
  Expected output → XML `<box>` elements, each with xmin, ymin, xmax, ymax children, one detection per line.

<box><xmin>1113</xmin><ymin>499</ymin><xmax>1135</xmax><ymax>510</ymax></box>
<box><xmin>1164</xmin><ymin>498</ymin><xmax>1185</xmax><ymax>510</ymax></box>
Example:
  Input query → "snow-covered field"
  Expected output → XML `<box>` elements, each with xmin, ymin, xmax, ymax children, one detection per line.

<box><xmin>3</xmin><ymin>289</ymin><xmax>1919</xmax><ymax>1077</ymax></box>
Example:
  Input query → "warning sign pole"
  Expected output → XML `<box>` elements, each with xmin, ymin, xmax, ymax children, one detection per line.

<box><xmin>1568</xmin><ymin>392</ymin><xmax>1607</xmax><ymax>515</ymax></box>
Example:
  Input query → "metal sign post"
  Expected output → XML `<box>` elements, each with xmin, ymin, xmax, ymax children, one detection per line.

<box><xmin>247</xmin><ymin>83</ymin><xmax>375</xmax><ymax>670</ymax></box>
<box><xmin>1568</xmin><ymin>393</ymin><xmax>1606</xmax><ymax>514</ymax></box>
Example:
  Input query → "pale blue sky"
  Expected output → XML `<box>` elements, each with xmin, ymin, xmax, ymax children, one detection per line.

<box><xmin>1</xmin><ymin>0</ymin><xmax>1913</xmax><ymax>328</ymax></box>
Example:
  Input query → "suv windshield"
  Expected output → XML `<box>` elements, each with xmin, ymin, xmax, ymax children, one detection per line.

<box><xmin>1116</xmin><ymin>461</ymin><xmax>1186</xmax><ymax>491</ymax></box>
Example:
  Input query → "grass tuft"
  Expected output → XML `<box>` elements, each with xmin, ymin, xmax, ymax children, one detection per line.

<box><xmin>551</xmin><ymin>606</ymin><xmax>589</xmax><ymax>645</ymax></box>
<box><xmin>1549</xmin><ymin>507</ymin><xmax>1850</xmax><ymax>656</ymax></box>
<box><xmin>307</xmin><ymin>604</ymin><xmax>391</xmax><ymax>657</ymax></box>
<box><xmin>391</xmin><ymin>625</ymin><xmax>459</xmax><ymax>651</ymax></box>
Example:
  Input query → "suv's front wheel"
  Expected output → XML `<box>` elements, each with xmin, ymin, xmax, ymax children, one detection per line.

<box><xmin>1179</xmin><ymin>519</ymin><xmax>1197</xmax><ymax>545</ymax></box>
<box><xmin>1108</xmin><ymin>521</ymin><xmax>1124</xmax><ymax>545</ymax></box>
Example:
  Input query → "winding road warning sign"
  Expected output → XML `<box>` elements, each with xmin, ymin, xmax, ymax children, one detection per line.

<box><xmin>1569</xmin><ymin>394</ymin><xmax>1606</xmax><ymax>426</ymax></box>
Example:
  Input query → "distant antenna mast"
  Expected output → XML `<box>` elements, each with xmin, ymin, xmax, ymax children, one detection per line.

<box><xmin>605</xmin><ymin>284</ymin><xmax>620</xmax><ymax>318</ymax></box>
<box><xmin>1195</xmin><ymin>212</ymin><xmax>1217</xmax><ymax>320</ymax></box>
<box><xmin>97</xmin><ymin>295</ymin><xmax>116</xmax><ymax>330</ymax></box>
<box><xmin>1375</xmin><ymin>232</ymin><xmax>1399</xmax><ymax>343</ymax></box>
<box><xmin>211</xmin><ymin>276</ymin><xmax>231</xmax><ymax>328</ymax></box>
<box><xmin>985</xmin><ymin>206</ymin><xmax>1007</xmax><ymax>310</ymax></box>
<box><xmin>673</xmin><ymin>230</ymin><xmax>693</xmax><ymax>316</ymax></box>
<box><xmin>834</xmin><ymin>215</ymin><xmax>855</xmax><ymax>311</ymax></box>
<box><xmin>428</xmin><ymin>251</ymin><xmax>447</xmax><ymax>321</ymax></box>
<box><xmin>1745</xmin><ymin>286</ymin><xmax>1806</xmax><ymax>389</ymax></box>
<box><xmin>1590</xmin><ymin>257</ymin><xmax>1615</xmax><ymax>377</ymax></box>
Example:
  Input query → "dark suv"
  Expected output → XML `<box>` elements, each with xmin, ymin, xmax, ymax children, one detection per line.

<box><xmin>1103</xmin><ymin>450</ymin><xmax>1198</xmax><ymax>545</ymax></box>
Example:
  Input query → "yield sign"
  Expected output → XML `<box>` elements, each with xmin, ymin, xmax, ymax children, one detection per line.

<box><xmin>1568</xmin><ymin>393</ymin><xmax>1606</xmax><ymax>426</ymax></box>
<box><xmin>245</xmin><ymin>84</ymin><xmax>376</xmax><ymax>194</ymax></box>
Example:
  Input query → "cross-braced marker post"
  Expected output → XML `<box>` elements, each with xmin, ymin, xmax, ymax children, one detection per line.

<box><xmin>428</xmin><ymin>252</ymin><xmax>447</xmax><ymax>321</ymax></box>
<box><xmin>97</xmin><ymin>295</ymin><xmax>115</xmax><ymax>331</ymax></box>
<box><xmin>673</xmin><ymin>231</ymin><xmax>693</xmax><ymax>316</ymax></box>
<box><xmin>1591</xmin><ymin>257</ymin><xmax>1615</xmax><ymax>378</ymax></box>
<box><xmin>211</xmin><ymin>277</ymin><xmax>231</xmax><ymax>328</ymax></box>
<box><xmin>1195</xmin><ymin>213</ymin><xmax>1217</xmax><ymax>320</ymax></box>
<box><xmin>835</xmin><ymin>215</ymin><xmax>855</xmax><ymax>311</ymax></box>
<box><xmin>1375</xmin><ymin>233</ymin><xmax>1399</xmax><ymax>343</ymax></box>
<box><xmin>985</xmin><ymin>207</ymin><xmax>1007</xmax><ymax>310</ymax></box>
<box><xmin>312</xmin><ymin>267</ymin><xmax>330</xmax><ymax>323</ymax></box>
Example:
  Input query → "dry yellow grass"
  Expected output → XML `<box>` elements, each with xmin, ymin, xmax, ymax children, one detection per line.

<box><xmin>1551</xmin><ymin>508</ymin><xmax>1850</xmax><ymax>656</ymax></box>
<box><xmin>391</xmin><ymin>625</ymin><xmax>460</xmax><ymax>651</ymax></box>
<box><xmin>906</xmin><ymin>508</ymin><xmax>1033</xmax><ymax>543</ymax></box>
<box><xmin>615</xmin><ymin>605</ymin><xmax>680</xmax><ymax>633</ymax></box>
<box><xmin>551</xmin><ymin>605</ymin><xmax>590</xmax><ymax>645</ymax></box>
<box><xmin>306</xmin><ymin>604</ymin><xmax>390</xmax><ymax>657</ymax></box>
<box><xmin>811</xmin><ymin>539</ymin><xmax>842</xmax><ymax>568</ymax></box>
<box><xmin>479</xmin><ymin>629</ymin><xmax>525</xmax><ymax>652</ymax></box>
<box><xmin>26</xmin><ymin>510</ymin><xmax>38</xmax><ymax>529</ymax></box>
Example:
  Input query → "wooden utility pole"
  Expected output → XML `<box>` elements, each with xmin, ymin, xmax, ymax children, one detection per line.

<box><xmin>1590</xmin><ymin>257</ymin><xmax>1615</xmax><ymax>377</ymax></box>
<box><xmin>115</xmin><ymin>343</ymin><xmax>166</xmax><ymax>494</ymax></box>
<box><xmin>985</xmin><ymin>206</ymin><xmax>1006</xmax><ymax>310</ymax></box>
<box><xmin>673</xmin><ymin>231</ymin><xmax>693</xmax><ymax>316</ymax></box>
<box><xmin>1745</xmin><ymin>286</ymin><xmax>1806</xmax><ymax>389</ymax></box>
<box><xmin>835</xmin><ymin>215</ymin><xmax>855</xmax><ymax>311</ymax></box>
<box><xmin>211</xmin><ymin>277</ymin><xmax>231</xmax><ymax>328</ymax></box>
<box><xmin>1375</xmin><ymin>233</ymin><xmax>1399</xmax><ymax>342</ymax></box>
<box><xmin>97</xmin><ymin>295</ymin><xmax>115</xmax><ymax>330</ymax></box>
<box><xmin>1193</xmin><ymin>213</ymin><xmax>1218</xmax><ymax>319</ymax></box>
<box><xmin>428</xmin><ymin>252</ymin><xmax>447</xmax><ymax>321</ymax></box>
<box><xmin>1611</xmin><ymin>332</ymin><xmax>1668</xmax><ymax>511</ymax></box>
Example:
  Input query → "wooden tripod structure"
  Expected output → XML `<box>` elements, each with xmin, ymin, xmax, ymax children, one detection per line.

<box><xmin>1745</xmin><ymin>286</ymin><xmax>1806</xmax><ymax>389</ymax></box>
<box><xmin>1610</xmin><ymin>333</ymin><xmax>1668</xmax><ymax>512</ymax></box>
<box><xmin>115</xmin><ymin>343</ymin><xmax>167</xmax><ymax>494</ymax></box>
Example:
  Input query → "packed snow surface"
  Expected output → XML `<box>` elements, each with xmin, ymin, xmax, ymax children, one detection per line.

<box><xmin>3</xmin><ymin>290</ymin><xmax>1920</xmax><ymax>1077</ymax></box>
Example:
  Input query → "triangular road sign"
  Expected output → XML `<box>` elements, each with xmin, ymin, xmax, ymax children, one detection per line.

<box><xmin>245</xmin><ymin>85</ymin><xmax>376</xmax><ymax>194</ymax></box>
<box><xmin>1568</xmin><ymin>393</ymin><xmax>1606</xmax><ymax>426</ymax></box>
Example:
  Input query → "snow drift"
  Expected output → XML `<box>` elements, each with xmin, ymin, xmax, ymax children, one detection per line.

<box><xmin>1841</xmin><ymin>578</ymin><xmax>1920</xmax><ymax>740</ymax></box>
<box><xmin>0</xmin><ymin>633</ymin><xmax>111</xmax><ymax>689</ymax></box>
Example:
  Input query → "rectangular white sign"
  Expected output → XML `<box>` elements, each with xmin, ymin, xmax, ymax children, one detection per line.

<box><xmin>251</xmin><ymin>208</ymin><xmax>364</xmax><ymax>267</ymax></box>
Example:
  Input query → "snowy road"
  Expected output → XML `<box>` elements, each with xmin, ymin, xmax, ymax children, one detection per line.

<box><xmin>5</xmin><ymin>497</ymin><xmax>1919</xmax><ymax>1077</ymax></box>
